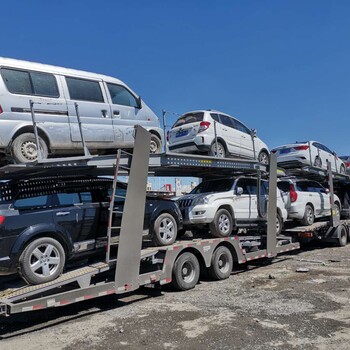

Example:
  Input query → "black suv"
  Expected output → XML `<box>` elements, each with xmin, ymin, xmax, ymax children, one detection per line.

<box><xmin>0</xmin><ymin>176</ymin><xmax>182</xmax><ymax>284</ymax></box>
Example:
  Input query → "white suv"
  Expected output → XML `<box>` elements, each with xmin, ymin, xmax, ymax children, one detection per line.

<box><xmin>177</xmin><ymin>177</ymin><xmax>287</xmax><ymax>237</ymax></box>
<box><xmin>277</xmin><ymin>179</ymin><xmax>341</xmax><ymax>225</ymax></box>
<box><xmin>168</xmin><ymin>110</ymin><xmax>269</xmax><ymax>164</ymax></box>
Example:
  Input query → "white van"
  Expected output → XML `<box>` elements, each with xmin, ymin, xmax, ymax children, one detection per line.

<box><xmin>0</xmin><ymin>57</ymin><xmax>163</xmax><ymax>163</ymax></box>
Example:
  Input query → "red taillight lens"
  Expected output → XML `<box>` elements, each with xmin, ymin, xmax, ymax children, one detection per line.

<box><xmin>198</xmin><ymin>121</ymin><xmax>211</xmax><ymax>133</ymax></box>
<box><xmin>271</xmin><ymin>150</ymin><xmax>277</xmax><ymax>154</ymax></box>
<box><xmin>0</xmin><ymin>215</ymin><xmax>5</xmax><ymax>225</ymax></box>
<box><xmin>289</xmin><ymin>184</ymin><xmax>298</xmax><ymax>202</ymax></box>
<box><xmin>294</xmin><ymin>145</ymin><xmax>309</xmax><ymax>151</ymax></box>
<box><xmin>346</xmin><ymin>162</ymin><xmax>350</xmax><ymax>168</ymax></box>
<box><xmin>0</xmin><ymin>104</ymin><xmax>3</xmax><ymax>114</ymax></box>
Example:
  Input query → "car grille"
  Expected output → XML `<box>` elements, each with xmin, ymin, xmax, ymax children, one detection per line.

<box><xmin>178</xmin><ymin>199</ymin><xmax>193</xmax><ymax>207</ymax></box>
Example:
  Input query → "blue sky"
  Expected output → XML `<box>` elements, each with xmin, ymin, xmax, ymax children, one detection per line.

<box><xmin>2</xmin><ymin>0</ymin><xmax>350</xmax><ymax>155</ymax></box>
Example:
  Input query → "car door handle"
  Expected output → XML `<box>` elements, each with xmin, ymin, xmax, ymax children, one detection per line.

<box><xmin>56</xmin><ymin>211</ymin><xmax>71</xmax><ymax>216</ymax></box>
<box><xmin>101</xmin><ymin>109</ymin><xmax>109</xmax><ymax>118</ymax></box>
<box><xmin>113</xmin><ymin>110</ymin><xmax>120</xmax><ymax>117</ymax></box>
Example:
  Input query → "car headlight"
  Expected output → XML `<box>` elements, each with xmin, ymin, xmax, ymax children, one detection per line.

<box><xmin>193</xmin><ymin>196</ymin><xmax>209</xmax><ymax>206</ymax></box>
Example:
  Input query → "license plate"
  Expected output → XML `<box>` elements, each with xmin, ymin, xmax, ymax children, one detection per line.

<box><xmin>176</xmin><ymin>130</ymin><xmax>189</xmax><ymax>138</ymax></box>
<box><xmin>280</xmin><ymin>148</ymin><xmax>291</xmax><ymax>154</ymax></box>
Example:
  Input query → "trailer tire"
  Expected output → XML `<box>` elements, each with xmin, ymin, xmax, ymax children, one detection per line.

<box><xmin>337</xmin><ymin>225</ymin><xmax>348</xmax><ymax>247</ymax></box>
<box><xmin>210</xmin><ymin>209</ymin><xmax>233</xmax><ymax>238</ymax></box>
<box><xmin>19</xmin><ymin>237</ymin><xmax>65</xmax><ymax>285</ymax></box>
<box><xmin>208</xmin><ymin>246</ymin><xmax>233</xmax><ymax>280</ymax></box>
<box><xmin>301</xmin><ymin>205</ymin><xmax>314</xmax><ymax>226</ymax></box>
<box><xmin>172</xmin><ymin>252</ymin><xmax>200</xmax><ymax>291</ymax></box>
<box><xmin>12</xmin><ymin>133</ymin><xmax>48</xmax><ymax>163</ymax></box>
<box><xmin>152</xmin><ymin>213</ymin><xmax>177</xmax><ymax>246</ymax></box>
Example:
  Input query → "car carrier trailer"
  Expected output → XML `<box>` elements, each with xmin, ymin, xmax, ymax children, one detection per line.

<box><xmin>0</xmin><ymin>126</ymin><xmax>300</xmax><ymax>316</ymax></box>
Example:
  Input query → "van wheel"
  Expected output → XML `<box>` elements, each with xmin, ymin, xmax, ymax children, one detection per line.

<box><xmin>19</xmin><ymin>237</ymin><xmax>65</xmax><ymax>285</ymax></box>
<box><xmin>210</xmin><ymin>142</ymin><xmax>226</xmax><ymax>158</ymax></box>
<box><xmin>150</xmin><ymin>134</ymin><xmax>162</xmax><ymax>154</ymax></box>
<box><xmin>172</xmin><ymin>252</ymin><xmax>200</xmax><ymax>290</ymax></box>
<box><xmin>11</xmin><ymin>133</ymin><xmax>48</xmax><ymax>163</ymax></box>
<box><xmin>209</xmin><ymin>209</ymin><xmax>233</xmax><ymax>238</ymax></box>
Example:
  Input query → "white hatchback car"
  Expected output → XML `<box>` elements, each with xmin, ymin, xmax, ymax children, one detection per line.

<box><xmin>168</xmin><ymin>110</ymin><xmax>269</xmax><ymax>164</ymax></box>
<box><xmin>272</xmin><ymin>141</ymin><xmax>345</xmax><ymax>174</ymax></box>
<box><xmin>277</xmin><ymin>178</ymin><xmax>341</xmax><ymax>226</ymax></box>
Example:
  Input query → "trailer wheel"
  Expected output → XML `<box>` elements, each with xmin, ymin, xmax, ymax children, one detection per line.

<box><xmin>19</xmin><ymin>237</ymin><xmax>65</xmax><ymax>285</ymax></box>
<box><xmin>152</xmin><ymin>213</ymin><xmax>177</xmax><ymax>246</ymax></box>
<box><xmin>301</xmin><ymin>205</ymin><xmax>314</xmax><ymax>226</ymax></box>
<box><xmin>337</xmin><ymin>225</ymin><xmax>348</xmax><ymax>247</ymax></box>
<box><xmin>172</xmin><ymin>252</ymin><xmax>200</xmax><ymax>290</ymax></box>
<box><xmin>12</xmin><ymin>133</ymin><xmax>48</xmax><ymax>163</ymax></box>
<box><xmin>210</xmin><ymin>209</ymin><xmax>233</xmax><ymax>237</ymax></box>
<box><xmin>208</xmin><ymin>246</ymin><xmax>233</xmax><ymax>280</ymax></box>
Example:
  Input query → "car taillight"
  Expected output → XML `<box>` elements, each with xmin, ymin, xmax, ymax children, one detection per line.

<box><xmin>0</xmin><ymin>215</ymin><xmax>5</xmax><ymax>225</ymax></box>
<box><xmin>0</xmin><ymin>104</ymin><xmax>3</xmax><ymax>114</ymax></box>
<box><xmin>294</xmin><ymin>145</ymin><xmax>309</xmax><ymax>150</ymax></box>
<box><xmin>198</xmin><ymin>121</ymin><xmax>210</xmax><ymax>133</ymax></box>
<box><xmin>289</xmin><ymin>184</ymin><xmax>298</xmax><ymax>202</ymax></box>
<box><xmin>346</xmin><ymin>162</ymin><xmax>350</xmax><ymax>168</ymax></box>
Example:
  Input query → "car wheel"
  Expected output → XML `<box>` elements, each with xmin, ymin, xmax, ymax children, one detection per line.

<box><xmin>314</xmin><ymin>156</ymin><xmax>322</xmax><ymax>168</ymax></box>
<box><xmin>150</xmin><ymin>134</ymin><xmax>162</xmax><ymax>154</ymax></box>
<box><xmin>208</xmin><ymin>246</ymin><xmax>233</xmax><ymax>280</ymax></box>
<box><xmin>337</xmin><ymin>225</ymin><xmax>348</xmax><ymax>247</ymax></box>
<box><xmin>276</xmin><ymin>213</ymin><xmax>283</xmax><ymax>235</ymax></box>
<box><xmin>172</xmin><ymin>252</ymin><xmax>200</xmax><ymax>290</ymax></box>
<box><xmin>301</xmin><ymin>205</ymin><xmax>314</xmax><ymax>226</ymax></box>
<box><xmin>258</xmin><ymin>150</ymin><xmax>269</xmax><ymax>165</ymax></box>
<box><xmin>11</xmin><ymin>133</ymin><xmax>48</xmax><ymax>164</ymax></box>
<box><xmin>209</xmin><ymin>209</ymin><xmax>233</xmax><ymax>238</ymax></box>
<box><xmin>19</xmin><ymin>237</ymin><xmax>65</xmax><ymax>285</ymax></box>
<box><xmin>340</xmin><ymin>164</ymin><xmax>346</xmax><ymax>174</ymax></box>
<box><xmin>152</xmin><ymin>213</ymin><xmax>177</xmax><ymax>246</ymax></box>
<box><xmin>210</xmin><ymin>141</ymin><xmax>226</xmax><ymax>158</ymax></box>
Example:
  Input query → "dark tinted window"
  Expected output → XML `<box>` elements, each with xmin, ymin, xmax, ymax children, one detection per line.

<box><xmin>219</xmin><ymin>114</ymin><xmax>235</xmax><ymax>128</ymax></box>
<box><xmin>66</xmin><ymin>77</ymin><xmax>104</xmax><ymax>102</ymax></box>
<box><xmin>14</xmin><ymin>195</ymin><xmax>50</xmax><ymax>209</ymax></box>
<box><xmin>107</xmin><ymin>83</ymin><xmax>138</xmax><ymax>107</ymax></box>
<box><xmin>57</xmin><ymin>192</ymin><xmax>92</xmax><ymax>205</ymax></box>
<box><xmin>236</xmin><ymin>178</ymin><xmax>257</xmax><ymax>195</ymax></box>
<box><xmin>235</xmin><ymin>119</ymin><xmax>251</xmax><ymax>134</ymax></box>
<box><xmin>210</xmin><ymin>113</ymin><xmax>220</xmax><ymax>122</ymax></box>
<box><xmin>173</xmin><ymin>113</ymin><xmax>204</xmax><ymax>127</ymax></box>
<box><xmin>295</xmin><ymin>181</ymin><xmax>324</xmax><ymax>193</ymax></box>
<box><xmin>277</xmin><ymin>181</ymin><xmax>290</xmax><ymax>192</ymax></box>
<box><xmin>190</xmin><ymin>178</ymin><xmax>234</xmax><ymax>194</ymax></box>
<box><xmin>1</xmin><ymin>68</ymin><xmax>59</xmax><ymax>97</ymax></box>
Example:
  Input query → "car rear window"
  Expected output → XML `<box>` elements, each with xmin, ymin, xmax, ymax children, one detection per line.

<box><xmin>277</xmin><ymin>182</ymin><xmax>290</xmax><ymax>192</ymax></box>
<box><xmin>190</xmin><ymin>178</ymin><xmax>234</xmax><ymax>194</ymax></box>
<box><xmin>173</xmin><ymin>112</ymin><xmax>204</xmax><ymax>127</ymax></box>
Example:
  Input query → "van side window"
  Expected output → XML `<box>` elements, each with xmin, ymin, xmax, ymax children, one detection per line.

<box><xmin>1</xmin><ymin>68</ymin><xmax>59</xmax><ymax>97</ymax></box>
<box><xmin>107</xmin><ymin>83</ymin><xmax>138</xmax><ymax>107</ymax></box>
<box><xmin>66</xmin><ymin>77</ymin><xmax>104</xmax><ymax>103</ymax></box>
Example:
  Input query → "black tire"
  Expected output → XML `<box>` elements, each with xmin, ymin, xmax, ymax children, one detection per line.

<box><xmin>334</xmin><ymin>203</ymin><xmax>341</xmax><ymax>221</ymax></box>
<box><xmin>209</xmin><ymin>209</ymin><xmax>233</xmax><ymax>238</ymax></box>
<box><xmin>337</xmin><ymin>225</ymin><xmax>348</xmax><ymax>247</ymax></box>
<box><xmin>258</xmin><ymin>150</ymin><xmax>269</xmax><ymax>165</ymax></box>
<box><xmin>152</xmin><ymin>213</ymin><xmax>177</xmax><ymax>246</ymax></box>
<box><xmin>172</xmin><ymin>252</ymin><xmax>200</xmax><ymax>290</ymax></box>
<box><xmin>301</xmin><ymin>204</ymin><xmax>314</xmax><ymax>226</ymax></box>
<box><xmin>11</xmin><ymin>133</ymin><xmax>48</xmax><ymax>164</ymax></box>
<box><xmin>339</xmin><ymin>164</ymin><xmax>346</xmax><ymax>174</ymax></box>
<box><xmin>208</xmin><ymin>246</ymin><xmax>233</xmax><ymax>280</ymax></box>
<box><xmin>314</xmin><ymin>156</ymin><xmax>322</xmax><ymax>168</ymax></box>
<box><xmin>276</xmin><ymin>212</ymin><xmax>283</xmax><ymax>235</ymax></box>
<box><xmin>150</xmin><ymin>134</ymin><xmax>162</xmax><ymax>154</ymax></box>
<box><xmin>177</xmin><ymin>229</ymin><xmax>187</xmax><ymax>238</ymax></box>
<box><xmin>19</xmin><ymin>237</ymin><xmax>65</xmax><ymax>285</ymax></box>
<box><xmin>209</xmin><ymin>141</ymin><xmax>226</xmax><ymax>158</ymax></box>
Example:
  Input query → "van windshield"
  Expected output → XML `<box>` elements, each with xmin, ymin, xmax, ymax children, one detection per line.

<box><xmin>190</xmin><ymin>178</ymin><xmax>234</xmax><ymax>194</ymax></box>
<box><xmin>173</xmin><ymin>112</ymin><xmax>204</xmax><ymax>128</ymax></box>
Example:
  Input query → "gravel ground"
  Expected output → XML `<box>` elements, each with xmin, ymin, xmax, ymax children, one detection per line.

<box><xmin>1</xmin><ymin>243</ymin><xmax>350</xmax><ymax>350</ymax></box>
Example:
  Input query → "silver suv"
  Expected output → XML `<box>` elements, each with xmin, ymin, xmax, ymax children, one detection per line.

<box><xmin>168</xmin><ymin>110</ymin><xmax>269</xmax><ymax>164</ymax></box>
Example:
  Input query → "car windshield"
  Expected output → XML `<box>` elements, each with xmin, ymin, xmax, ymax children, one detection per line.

<box><xmin>173</xmin><ymin>112</ymin><xmax>204</xmax><ymax>128</ymax></box>
<box><xmin>190</xmin><ymin>178</ymin><xmax>234</xmax><ymax>194</ymax></box>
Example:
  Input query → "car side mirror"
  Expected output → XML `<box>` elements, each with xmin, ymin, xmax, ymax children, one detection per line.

<box><xmin>136</xmin><ymin>96</ymin><xmax>142</xmax><ymax>109</ymax></box>
<box><xmin>250</xmin><ymin>129</ymin><xmax>257</xmax><ymax>138</ymax></box>
<box><xmin>236</xmin><ymin>187</ymin><xmax>244</xmax><ymax>195</ymax></box>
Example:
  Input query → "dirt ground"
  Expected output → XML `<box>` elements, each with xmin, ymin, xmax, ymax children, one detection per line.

<box><xmin>1</xmin><ymin>243</ymin><xmax>350</xmax><ymax>350</ymax></box>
